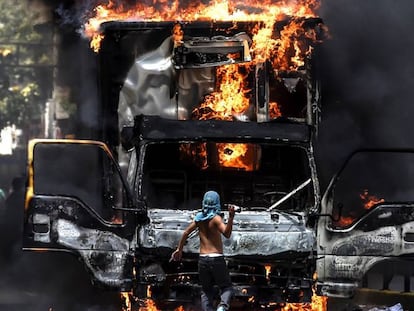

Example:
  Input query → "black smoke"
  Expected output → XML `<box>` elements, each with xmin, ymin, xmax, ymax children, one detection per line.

<box><xmin>0</xmin><ymin>3</ymin><xmax>119</xmax><ymax>309</ymax></box>
<box><xmin>314</xmin><ymin>0</ymin><xmax>414</xmax><ymax>188</ymax></box>
<box><xmin>38</xmin><ymin>0</ymin><xmax>414</xmax><ymax>185</ymax></box>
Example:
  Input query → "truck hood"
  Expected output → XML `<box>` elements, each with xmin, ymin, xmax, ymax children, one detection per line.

<box><xmin>139</xmin><ymin>208</ymin><xmax>315</xmax><ymax>257</ymax></box>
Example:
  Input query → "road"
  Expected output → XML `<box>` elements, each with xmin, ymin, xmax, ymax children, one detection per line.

<box><xmin>0</xmin><ymin>250</ymin><xmax>412</xmax><ymax>311</ymax></box>
<box><xmin>0</xmin><ymin>250</ymin><xmax>123</xmax><ymax>311</ymax></box>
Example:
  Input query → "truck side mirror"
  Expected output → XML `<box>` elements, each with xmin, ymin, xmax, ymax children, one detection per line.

<box><xmin>309</xmin><ymin>203</ymin><xmax>343</xmax><ymax>222</ymax></box>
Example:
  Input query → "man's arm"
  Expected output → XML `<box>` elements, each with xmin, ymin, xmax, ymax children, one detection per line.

<box><xmin>217</xmin><ymin>205</ymin><xmax>236</xmax><ymax>239</ymax></box>
<box><xmin>171</xmin><ymin>221</ymin><xmax>197</xmax><ymax>261</ymax></box>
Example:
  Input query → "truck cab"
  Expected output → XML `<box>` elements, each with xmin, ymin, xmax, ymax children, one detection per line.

<box><xmin>316</xmin><ymin>149</ymin><xmax>414</xmax><ymax>298</ymax></box>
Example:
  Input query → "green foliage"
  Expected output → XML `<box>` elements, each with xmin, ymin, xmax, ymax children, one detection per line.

<box><xmin>0</xmin><ymin>83</ymin><xmax>42</xmax><ymax>126</ymax></box>
<box><xmin>0</xmin><ymin>0</ymin><xmax>54</xmax><ymax>129</ymax></box>
<box><xmin>59</xmin><ymin>97</ymin><xmax>77</xmax><ymax>116</ymax></box>
<box><xmin>0</xmin><ymin>0</ymin><xmax>44</xmax><ymax>42</ymax></box>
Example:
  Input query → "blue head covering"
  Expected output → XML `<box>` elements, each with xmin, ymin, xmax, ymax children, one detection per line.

<box><xmin>194</xmin><ymin>191</ymin><xmax>221</xmax><ymax>222</ymax></box>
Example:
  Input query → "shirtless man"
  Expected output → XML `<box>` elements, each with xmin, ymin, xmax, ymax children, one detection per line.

<box><xmin>171</xmin><ymin>190</ymin><xmax>236</xmax><ymax>311</ymax></box>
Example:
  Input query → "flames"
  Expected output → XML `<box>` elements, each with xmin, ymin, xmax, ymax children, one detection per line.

<box><xmin>179</xmin><ymin>142</ymin><xmax>257</xmax><ymax>171</ymax></box>
<box><xmin>84</xmin><ymin>0</ymin><xmax>321</xmax><ymax>52</ymax></box>
<box><xmin>135</xmin><ymin>295</ymin><xmax>327</xmax><ymax>310</ymax></box>
<box><xmin>121</xmin><ymin>292</ymin><xmax>132</xmax><ymax>311</ymax></box>
<box><xmin>192</xmin><ymin>64</ymin><xmax>250</xmax><ymax>121</ymax></box>
<box><xmin>134</xmin><ymin>296</ymin><xmax>327</xmax><ymax>311</ymax></box>
<box><xmin>83</xmin><ymin>0</ymin><xmax>325</xmax><ymax>171</ymax></box>
<box><xmin>121</xmin><ymin>291</ymin><xmax>185</xmax><ymax>311</ymax></box>
<box><xmin>126</xmin><ymin>275</ymin><xmax>328</xmax><ymax>311</ymax></box>
<box><xmin>334</xmin><ymin>189</ymin><xmax>385</xmax><ymax>228</ymax></box>
<box><xmin>269</xmin><ymin>101</ymin><xmax>282</xmax><ymax>119</ymax></box>
<box><xmin>122</xmin><ymin>272</ymin><xmax>327</xmax><ymax>310</ymax></box>
<box><xmin>279</xmin><ymin>293</ymin><xmax>327</xmax><ymax>311</ymax></box>
<box><xmin>278</xmin><ymin>273</ymin><xmax>327</xmax><ymax>311</ymax></box>
<box><xmin>360</xmin><ymin>188</ymin><xmax>385</xmax><ymax>210</ymax></box>
<box><xmin>138</xmin><ymin>299</ymin><xmax>160</xmax><ymax>311</ymax></box>
<box><xmin>250</xmin><ymin>18</ymin><xmax>317</xmax><ymax>71</ymax></box>
<box><xmin>217</xmin><ymin>143</ymin><xmax>257</xmax><ymax>171</ymax></box>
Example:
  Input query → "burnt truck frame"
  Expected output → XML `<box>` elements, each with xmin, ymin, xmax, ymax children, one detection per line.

<box><xmin>316</xmin><ymin>149</ymin><xmax>414</xmax><ymax>298</ymax></box>
<box><xmin>21</xmin><ymin>19</ymin><xmax>338</xmax><ymax>309</ymax></box>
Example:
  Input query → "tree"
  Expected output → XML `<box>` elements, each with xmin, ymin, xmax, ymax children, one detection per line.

<box><xmin>0</xmin><ymin>0</ymin><xmax>55</xmax><ymax>138</ymax></box>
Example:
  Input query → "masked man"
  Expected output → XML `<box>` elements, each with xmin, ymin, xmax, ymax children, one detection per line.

<box><xmin>171</xmin><ymin>191</ymin><xmax>236</xmax><ymax>311</ymax></box>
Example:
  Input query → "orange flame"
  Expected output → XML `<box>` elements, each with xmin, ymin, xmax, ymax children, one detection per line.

<box><xmin>334</xmin><ymin>189</ymin><xmax>386</xmax><ymax>228</ymax></box>
<box><xmin>269</xmin><ymin>101</ymin><xmax>282</xmax><ymax>119</ymax></box>
<box><xmin>334</xmin><ymin>216</ymin><xmax>354</xmax><ymax>228</ymax></box>
<box><xmin>179</xmin><ymin>143</ymin><xmax>208</xmax><ymax>169</ymax></box>
<box><xmin>360</xmin><ymin>189</ymin><xmax>385</xmax><ymax>210</ymax></box>
<box><xmin>121</xmin><ymin>292</ymin><xmax>132</xmax><ymax>311</ymax></box>
<box><xmin>135</xmin><ymin>293</ymin><xmax>327</xmax><ymax>311</ymax></box>
<box><xmin>279</xmin><ymin>293</ymin><xmax>327</xmax><ymax>311</ymax></box>
<box><xmin>265</xmin><ymin>264</ymin><xmax>272</xmax><ymax>280</ymax></box>
<box><xmin>172</xmin><ymin>23</ymin><xmax>184</xmax><ymax>45</ymax></box>
<box><xmin>133</xmin><ymin>273</ymin><xmax>327</xmax><ymax>311</ymax></box>
<box><xmin>250</xmin><ymin>19</ymin><xmax>315</xmax><ymax>71</ymax></box>
<box><xmin>192</xmin><ymin>64</ymin><xmax>251</xmax><ymax>120</ymax></box>
<box><xmin>217</xmin><ymin>143</ymin><xmax>255</xmax><ymax>171</ymax></box>
<box><xmin>84</xmin><ymin>0</ymin><xmax>322</xmax><ymax>52</ymax></box>
<box><xmin>138</xmin><ymin>299</ymin><xmax>186</xmax><ymax>311</ymax></box>
<box><xmin>279</xmin><ymin>273</ymin><xmax>327</xmax><ymax>311</ymax></box>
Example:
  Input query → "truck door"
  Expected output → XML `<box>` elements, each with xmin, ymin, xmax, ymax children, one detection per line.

<box><xmin>23</xmin><ymin>139</ymin><xmax>142</xmax><ymax>290</ymax></box>
<box><xmin>316</xmin><ymin>149</ymin><xmax>414</xmax><ymax>298</ymax></box>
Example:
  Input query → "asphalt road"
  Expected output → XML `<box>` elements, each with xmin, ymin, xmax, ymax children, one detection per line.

<box><xmin>0</xmin><ymin>214</ymin><xmax>412</xmax><ymax>311</ymax></box>
<box><xmin>0</xmin><ymin>251</ymin><xmax>123</xmax><ymax>311</ymax></box>
<box><xmin>0</xmin><ymin>249</ymin><xmax>412</xmax><ymax>311</ymax></box>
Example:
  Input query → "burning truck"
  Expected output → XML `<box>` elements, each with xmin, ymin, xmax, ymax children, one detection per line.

<box><xmin>20</xmin><ymin>3</ymin><xmax>338</xmax><ymax>309</ymax></box>
<box><xmin>21</xmin><ymin>1</ymin><xmax>414</xmax><ymax>308</ymax></box>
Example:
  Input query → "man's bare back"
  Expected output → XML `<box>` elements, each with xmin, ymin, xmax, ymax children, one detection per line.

<box><xmin>198</xmin><ymin>215</ymin><xmax>225</xmax><ymax>254</ymax></box>
<box><xmin>171</xmin><ymin>207</ymin><xmax>234</xmax><ymax>261</ymax></box>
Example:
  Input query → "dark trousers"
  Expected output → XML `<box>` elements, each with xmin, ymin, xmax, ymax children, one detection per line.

<box><xmin>198</xmin><ymin>256</ymin><xmax>233</xmax><ymax>311</ymax></box>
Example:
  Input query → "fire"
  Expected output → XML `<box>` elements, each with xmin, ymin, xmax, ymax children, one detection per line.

<box><xmin>179</xmin><ymin>143</ymin><xmax>208</xmax><ymax>169</ymax></box>
<box><xmin>192</xmin><ymin>64</ymin><xmax>250</xmax><ymax>120</ymax></box>
<box><xmin>84</xmin><ymin>0</ymin><xmax>321</xmax><ymax>52</ymax></box>
<box><xmin>85</xmin><ymin>0</ymin><xmax>325</xmax><ymax>170</ymax></box>
<box><xmin>278</xmin><ymin>273</ymin><xmax>327</xmax><ymax>311</ymax></box>
<box><xmin>274</xmin><ymin>20</ymin><xmax>309</xmax><ymax>70</ymax></box>
<box><xmin>335</xmin><ymin>216</ymin><xmax>354</xmax><ymax>228</ymax></box>
<box><xmin>250</xmin><ymin>19</ymin><xmax>315</xmax><ymax>71</ymax></box>
<box><xmin>131</xmin><ymin>273</ymin><xmax>327</xmax><ymax>311</ymax></box>
<box><xmin>139</xmin><ymin>299</ymin><xmax>159</xmax><ymax>311</ymax></box>
<box><xmin>136</xmin><ymin>297</ymin><xmax>327</xmax><ymax>311</ymax></box>
<box><xmin>265</xmin><ymin>264</ymin><xmax>272</xmax><ymax>280</ymax></box>
<box><xmin>360</xmin><ymin>189</ymin><xmax>385</xmax><ymax>210</ymax></box>
<box><xmin>279</xmin><ymin>293</ymin><xmax>327</xmax><ymax>311</ymax></box>
<box><xmin>121</xmin><ymin>292</ymin><xmax>132</xmax><ymax>311</ymax></box>
<box><xmin>172</xmin><ymin>23</ymin><xmax>184</xmax><ymax>45</ymax></box>
<box><xmin>190</xmin><ymin>63</ymin><xmax>252</xmax><ymax>172</ymax></box>
<box><xmin>217</xmin><ymin>143</ymin><xmax>255</xmax><ymax>171</ymax></box>
<box><xmin>334</xmin><ymin>189</ymin><xmax>385</xmax><ymax>228</ymax></box>
<box><xmin>269</xmin><ymin>102</ymin><xmax>282</xmax><ymax>119</ymax></box>
<box><xmin>138</xmin><ymin>299</ymin><xmax>185</xmax><ymax>311</ymax></box>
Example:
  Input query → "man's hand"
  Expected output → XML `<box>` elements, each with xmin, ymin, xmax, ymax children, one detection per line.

<box><xmin>170</xmin><ymin>249</ymin><xmax>182</xmax><ymax>262</ymax></box>
<box><xmin>227</xmin><ymin>205</ymin><xmax>236</xmax><ymax>218</ymax></box>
